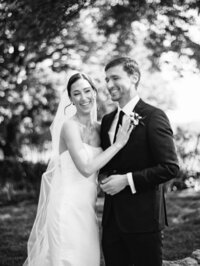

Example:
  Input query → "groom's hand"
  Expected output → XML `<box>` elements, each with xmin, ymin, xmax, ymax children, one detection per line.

<box><xmin>100</xmin><ymin>174</ymin><xmax>128</xmax><ymax>195</ymax></box>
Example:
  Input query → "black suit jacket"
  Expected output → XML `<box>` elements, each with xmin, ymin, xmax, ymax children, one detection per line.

<box><xmin>100</xmin><ymin>99</ymin><xmax>179</xmax><ymax>233</ymax></box>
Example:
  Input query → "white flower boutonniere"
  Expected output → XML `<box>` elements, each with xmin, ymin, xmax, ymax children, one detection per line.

<box><xmin>129</xmin><ymin>111</ymin><xmax>145</xmax><ymax>127</ymax></box>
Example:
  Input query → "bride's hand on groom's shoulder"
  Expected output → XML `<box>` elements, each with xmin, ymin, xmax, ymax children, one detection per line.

<box><xmin>115</xmin><ymin>116</ymin><xmax>133</xmax><ymax>149</ymax></box>
<box><xmin>100</xmin><ymin>174</ymin><xmax>128</xmax><ymax>195</ymax></box>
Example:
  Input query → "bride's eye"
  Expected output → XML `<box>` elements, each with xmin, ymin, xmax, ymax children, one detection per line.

<box><xmin>73</xmin><ymin>91</ymin><xmax>81</xmax><ymax>96</ymax></box>
<box><xmin>85</xmin><ymin>89</ymin><xmax>91</xmax><ymax>93</ymax></box>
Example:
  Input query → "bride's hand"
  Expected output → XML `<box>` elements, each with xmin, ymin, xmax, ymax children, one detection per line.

<box><xmin>114</xmin><ymin>115</ymin><xmax>134</xmax><ymax>149</ymax></box>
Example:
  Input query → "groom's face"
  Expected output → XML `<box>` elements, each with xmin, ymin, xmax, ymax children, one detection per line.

<box><xmin>105</xmin><ymin>64</ymin><xmax>136</xmax><ymax>105</ymax></box>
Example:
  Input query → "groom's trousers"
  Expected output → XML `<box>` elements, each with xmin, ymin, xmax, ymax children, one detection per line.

<box><xmin>102</xmin><ymin>210</ymin><xmax>163</xmax><ymax>266</ymax></box>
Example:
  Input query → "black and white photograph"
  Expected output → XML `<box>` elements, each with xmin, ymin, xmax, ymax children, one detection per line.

<box><xmin>0</xmin><ymin>1</ymin><xmax>200</xmax><ymax>266</ymax></box>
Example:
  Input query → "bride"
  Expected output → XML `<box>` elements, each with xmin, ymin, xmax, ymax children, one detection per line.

<box><xmin>23</xmin><ymin>73</ymin><xmax>133</xmax><ymax>266</ymax></box>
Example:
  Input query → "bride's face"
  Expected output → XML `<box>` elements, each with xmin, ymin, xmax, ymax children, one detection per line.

<box><xmin>70</xmin><ymin>78</ymin><xmax>96</xmax><ymax>115</ymax></box>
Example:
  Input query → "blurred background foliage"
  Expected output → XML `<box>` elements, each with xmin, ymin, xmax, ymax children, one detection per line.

<box><xmin>0</xmin><ymin>0</ymin><xmax>200</xmax><ymax>201</ymax></box>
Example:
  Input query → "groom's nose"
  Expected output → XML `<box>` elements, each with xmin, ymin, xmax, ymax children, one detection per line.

<box><xmin>107</xmin><ymin>79</ymin><xmax>114</xmax><ymax>90</ymax></box>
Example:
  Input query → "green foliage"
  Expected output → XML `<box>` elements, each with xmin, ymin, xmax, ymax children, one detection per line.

<box><xmin>0</xmin><ymin>0</ymin><xmax>96</xmax><ymax>158</ymax></box>
<box><xmin>167</xmin><ymin>126</ymin><xmax>200</xmax><ymax>191</ymax></box>
<box><xmin>0</xmin><ymin>0</ymin><xmax>199</xmax><ymax>159</ymax></box>
<box><xmin>95</xmin><ymin>0</ymin><xmax>200</xmax><ymax>70</ymax></box>
<box><xmin>0</xmin><ymin>0</ymin><xmax>93</xmax><ymax>46</ymax></box>
<box><xmin>175</xmin><ymin>127</ymin><xmax>200</xmax><ymax>173</ymax></box>
<box><xmin>0</xmin><ymin>66</ymin><xmax>59</xmax><ymax>157</ymax></box>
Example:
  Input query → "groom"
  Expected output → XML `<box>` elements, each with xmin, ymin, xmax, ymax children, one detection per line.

<box><xmin>100</xmin><ymin>57</ymin><xmax>179</xmax><ymax>266</ymax></box>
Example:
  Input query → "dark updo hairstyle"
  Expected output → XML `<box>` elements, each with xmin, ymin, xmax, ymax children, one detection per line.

<box><xmin>105</xmin><ymin>57</ymin><xmax>141</xmax><ymax>88</ymax></box>
<box><xmin>67</xmin><ymin>73</ymin><xmax>97</xmax><ymax>98</ymax></box>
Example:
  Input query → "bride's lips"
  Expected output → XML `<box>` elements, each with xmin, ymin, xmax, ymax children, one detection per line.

<box><xmin>80</xmin><ymin>102</ymin><xmax>90</xmax><ymax>105</ymax></box>
<box><xmin>80</xmin><ymin>101</ymin><xmax>92</xmax><ymax>107</ymax></box>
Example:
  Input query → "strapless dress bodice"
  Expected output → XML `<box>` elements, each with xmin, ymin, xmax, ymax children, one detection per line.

<box><xmin>58</xmin><ymin>143</ymin><xmax>102</xmax><ymax>186</ymax></box>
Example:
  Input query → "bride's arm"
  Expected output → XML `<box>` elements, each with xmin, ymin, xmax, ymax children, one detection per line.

<box><xmin>61</xmin><ymin>119</ymin><xmax>132</xmax><ymax>177</ymax></box>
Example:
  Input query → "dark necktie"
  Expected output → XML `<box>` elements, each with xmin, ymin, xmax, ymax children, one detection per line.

<box><xmin>113</xmin><ymin>110</ymin><xmax>125</xmax><ymax>143</ymax></box>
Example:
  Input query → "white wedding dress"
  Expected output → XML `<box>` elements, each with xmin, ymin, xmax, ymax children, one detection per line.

<box><xmin>24</xmin><ymin>143</ymin><xmax>101</xmax><ymax>266</ymax></box>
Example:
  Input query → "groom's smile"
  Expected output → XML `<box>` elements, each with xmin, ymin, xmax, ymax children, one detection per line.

<box><xmin>109</xmin><ymin>87</ymin><xmax>120</xmax><ymax>98</ymax></box>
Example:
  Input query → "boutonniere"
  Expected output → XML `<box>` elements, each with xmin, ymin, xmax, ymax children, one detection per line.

<box><xmin>129</xmin><ymin>111</ymin><xmax>145</xmax><ymax>127</ymax></box>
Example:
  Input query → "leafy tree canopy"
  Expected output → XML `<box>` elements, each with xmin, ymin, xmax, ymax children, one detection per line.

<box><xmin>0</xmin><ymin>0</ymin><xmax>96</xmax><ymax>157</ymax></box>
<box><xmin>95</xmin><ymin>0</ymin><xmax>200</xmax><ymax>70</ymax></box>
<box><xmin>1</xmin><ymin>0</ymin><xmax>200</xmax><ymax>158</ymax></box>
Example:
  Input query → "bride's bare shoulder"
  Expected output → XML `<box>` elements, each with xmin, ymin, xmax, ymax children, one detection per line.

<box><xmin>61</xmin><ymin>118</ymin><xmax>79</xmax><ymax>136</ymax></box>
<box><xmin>63</xmin><ymin>117</ymin><xmax>77</xmax><ymax>126</ymax></box>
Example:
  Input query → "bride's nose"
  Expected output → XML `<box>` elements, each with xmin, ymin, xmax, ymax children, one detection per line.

<box><xmin>80</xmin><ymin>92</ymin><xmax>87</xmax><ymax>100</ymax></box>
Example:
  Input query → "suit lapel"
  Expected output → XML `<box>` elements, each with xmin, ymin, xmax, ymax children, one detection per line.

<box><xmin>127</xmin><ymin>99</ymin><xmax>147</xmax><ymax>140</ymax></box>
<box><xmin>133</xmin><ymin>98</ymin><xmax>145</xmax><ymax>113</ymax></box>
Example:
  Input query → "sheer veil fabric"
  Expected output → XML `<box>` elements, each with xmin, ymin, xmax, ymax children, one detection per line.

<box><xmin>23</xmin><ymin>88</ymin><xmax>99</xmax><ymax>266</ymax></box>
<box><xmin>23</xmin><ymin>90</ymin><xmax>75</xmax><ymax>265</ymax></box>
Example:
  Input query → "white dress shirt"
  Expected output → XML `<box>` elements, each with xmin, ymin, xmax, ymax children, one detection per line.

<box><xmin>108</xmin><ymin>95</ymin><xmax>140</xmax><ymax>194</ymax></box>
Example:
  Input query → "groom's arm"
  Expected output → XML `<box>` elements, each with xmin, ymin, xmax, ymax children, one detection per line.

<box><xmin>131</xmin><ymin>108</ymin><xmax>179</xmax><ymax>192</ymax></box>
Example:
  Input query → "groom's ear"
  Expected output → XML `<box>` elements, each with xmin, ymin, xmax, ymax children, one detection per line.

<box><xmin>130</xmin><ymin>72</ymin><xmax>139</xmax><ymax>86</ymax></box>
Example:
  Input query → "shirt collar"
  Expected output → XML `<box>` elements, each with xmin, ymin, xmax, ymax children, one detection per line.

<box><xmin>117</xmin><ymin>95</ymin><xmax>140</xmax><ymax>116</ymax></box>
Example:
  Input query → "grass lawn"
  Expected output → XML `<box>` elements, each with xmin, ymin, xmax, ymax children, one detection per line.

<box><xmin>0</xmin><ymin>189</ymin><xmax>199</xmax><ymax>266</ymax></box>
<box><xmin>163</xmin><ymin>190</ymin><xmax>200</xmax><ymax>260</ymax></box>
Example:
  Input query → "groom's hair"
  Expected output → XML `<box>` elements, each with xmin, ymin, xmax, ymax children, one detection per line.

<box><xmin>105</xmin><ymin>57</ymin><xmax>141</xmax><ymax>88</ymax></box>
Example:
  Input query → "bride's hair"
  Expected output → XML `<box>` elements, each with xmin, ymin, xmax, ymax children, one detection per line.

<box><xmin>67</xmin><ymin>73</ymin><xmax>97</xmax><ymax>97</ymax></box>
